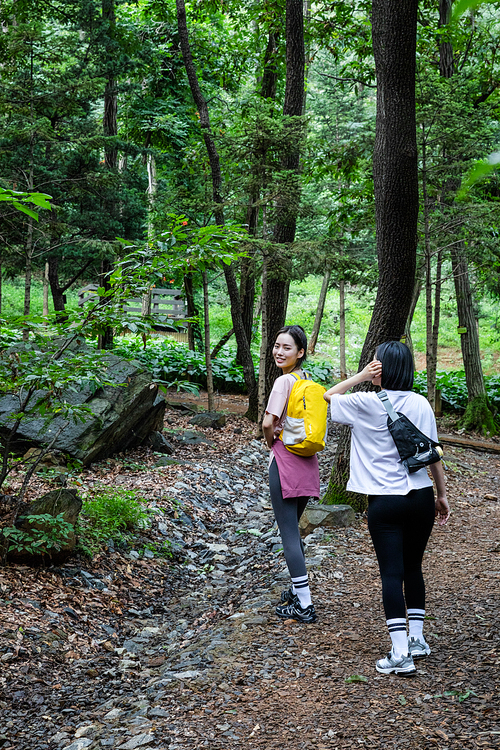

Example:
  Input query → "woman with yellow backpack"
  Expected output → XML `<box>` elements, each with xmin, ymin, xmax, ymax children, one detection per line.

<box><xmin>262</xmin><ymin>325</ymin><xmax>328</xmax><ymax>624</ymax></box>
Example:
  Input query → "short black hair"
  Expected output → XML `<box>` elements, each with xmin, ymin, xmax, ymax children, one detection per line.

<box><xmin>275</xmin><ymin>325</ymin><xmax>308</xmax><ymax>366</ymax></box>
<box><xmin>375</xmin><ymin>340</ymin><xmax>414</xmax><ymax>391</ymax></box>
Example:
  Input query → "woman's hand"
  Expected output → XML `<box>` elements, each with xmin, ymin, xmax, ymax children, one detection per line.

<box><xmin>359</xmin><ymin>360</ymin><xmax>382</xmax><ymax>383</ymax></box>
<box><xmin>262</xmin><ymin>412</ymin><xmax>277</xmax><ymax>449</ymax></box>
<box><xmin>435</xmin><ymin>493</ymin><xmax>450</xmax><ymax>525</ymax></box>
<box><xmin>324</xmin><ymin>359</ymin><xmax>383</xmax><ymax>401</ymax></box>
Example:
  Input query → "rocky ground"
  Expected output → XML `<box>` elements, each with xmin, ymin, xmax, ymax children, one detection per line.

<box><xmin>0</xmin><ymin>402</ymin><xmax>499</xmax><ymax>750</ymax></box>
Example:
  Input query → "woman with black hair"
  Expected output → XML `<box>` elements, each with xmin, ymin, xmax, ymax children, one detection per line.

<box><xmin>324</xmin><ymin>341</ymin><xmax>449</xmax><ymax>675</ymax></box>
<box><xmin>262</xmin><ymin>325</ymin><xmax>319</xmax><ymax>624</ymax></box>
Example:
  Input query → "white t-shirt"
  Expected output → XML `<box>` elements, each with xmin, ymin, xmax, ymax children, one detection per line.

<box><xmin>329</xmin><ymin>390</ymin><xmax>437</xmax><ymax>496</ymax></box>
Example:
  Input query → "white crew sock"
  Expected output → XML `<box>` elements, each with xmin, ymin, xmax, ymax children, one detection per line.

<box><xmin>408</xmin><ymin>609</ymin><xmax>426</xmax><ymax>640</ymax></box>
<box><xmin>387</xmin><ymin>618</ymin><xmax>408</xmax><ymax>658</ymax></box>
<box><xmin>291</xmin><ymin>574</ymin><xmax>312</xmax><ymax>608</ymax></box>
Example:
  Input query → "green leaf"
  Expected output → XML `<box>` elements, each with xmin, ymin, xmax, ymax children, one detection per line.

<box><xmin>345</xmin><ymin>674</ymin><xmax>368</xmax><ymax>683</ymax></box>
<box><xmin>12</xmin><ymin>202</ymin><xmax>39</xmax><ymax>221</ymax></box>
<box><xmin>451</xmin><ymin>0</ymin><xmax>497</xmax><ymax>21</ymax></box>
<box><xmin>398</xmin><ymin>695</ymin><xmax>407</xmax><ymax>705</ymax></box>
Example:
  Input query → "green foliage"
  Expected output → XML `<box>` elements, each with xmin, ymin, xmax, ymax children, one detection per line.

<box><xmin>321</xmin><ymin>485</ymin><xmax>368</xmax><ymax>513</ymax></box>
<box><xmin>77</xmin><ymin>487</ymin><xmax>148</xmax><ymax>554</ymax></box>
<box><xmin>1</xmin><ymin>513</ymin><xmax>73</xmax><ymax>557</ymax></box>
<box><xmin>113</xmin><ymin>338</ymin><xmax>247</xmax><ymax>392</ymax></box>
<box><xmin>0</xmin><ymin>187</ymin><xmax>52</xmax><ymax>221</ymax></box>
<box><xmin>413</xmin><ymin>370</ymin><xmax>500</xmax><ymax>413</ymax></box>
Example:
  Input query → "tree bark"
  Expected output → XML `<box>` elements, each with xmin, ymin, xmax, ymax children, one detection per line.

<box><xmin>437</xmin><ymin>1</ymin><xmax>495</xmax><ymax>433</ymax></box>
<box><xmin>97</xmin><ymin>259</ymin><xmax>114</xmax><ymax>350</ymax></box>
<box><xmin>176</xmin><ymin>0</ymin><xmax>258</xmax><ymax>419</ymax></box>
<box><xmin>202</xmin><ymin>271</ymin><xmax>215</xmax><ymax>411</ymax></box>
<box><xmin>404</xmin><ymin>257</ymin><xmax>424</xmax><ymax>356</ymax></box>
<box><xmin>264</xmin><ymin>0</ymin><xmax>306</xmax><ymax>401</ymax></box>
<box><xmin>339</xmin><ymin>278</ymin><xmax>347</xmax><ymax>380</ymax></box>
<box><xmin>324</xmin><ymin>0</ymin><xmax>420</xmax><ymax>509</ymax></box>
<box><xmin>308</xmin><ymin>268</ymin><xmax>331</xmax><ymax>355</ymax></box>
<box><xmin>184</xmin><ymin>272</ymin><xmax>202</xmax><ymax>351</ymax></box>
<box><xmin>43</xmin><ymin>261</ymin><xmax>49</xmax><ymax>320</ymax></box>
<box><xmin>102</xmin><ymin>0</ymin><xmax>118</xmax><ymax>170</ymax></box>
<box><xmin>359</xmin><ymin>0</ymin><xmax>419</xmax><ymax>366</ymax></box>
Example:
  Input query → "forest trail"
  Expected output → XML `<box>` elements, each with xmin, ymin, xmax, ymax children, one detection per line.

<box><xmin>0</xmin><ymin>409</ymin><xmax>499</xmax><ymax>750</ymax></box>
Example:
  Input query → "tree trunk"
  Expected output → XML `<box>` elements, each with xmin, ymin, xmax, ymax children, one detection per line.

<box><xmin>437</xmin><ymin>0</ymin><xmax>495</xmax><ymax>433</ymax></box>
<box><xmin>47</xmin><ymin>257</ymin><xmax>66</xmax><ymax>315</ymax></box>
<box><xmin>439</xmin><ymin>0</ymin><xmax>455</xmax><ymax>79</ymax></box>
<box><xmin>211</xmin><ymin>328</ymin><xmax>234</xmax><ymax>359</ymax></box>
<box><xmin>176</xmin><ymin>0</ymin><xmax>258</xmax><ymax>420</ymax></box>
<box><xmin>43</xmin><ymin>261</ymin><xmax>49</xmax><ymax>320</ymax></box>
<box><xmin>258</xmin><ymin>251</ymin><xmax>269</xmax><ymax>423</ymax></box>
<box><xmin>404</xmin><ymin>257</ymin><xmax>424</xmax><ymax>356</ymax></box>
<box><xmin>264</xmin><ymin>0</ymin><xmax>305</xmax><ymax>403</ymax></box>
<box><xmin>142</xmin><ymin>152</ymin><xmax>157</xmax><ymax>317</ymax></box>
<box><xmin>358</xmin><ymin>0</ymin><xmax>419</xmax><ymax>365</ymax></box>
<box><xmin>184</xmin><ymin>272</ymin><xmax>202</xmax><ymax>351</ymax></box>
<box><xmin>202</xmin><ymin>271</ymin><xmax>215</xmax><ymax>411</ymax></box>
<box><xmin>308</xmin><ymin>268</ymin><xmax>330</xmax><ymax>355</ymax></box>
<box><xmin>102</xmin><ymin>0</ymin><xmax>118</xmax><ymax>171</ymax></box>
<box><xmin>325</xmin><ymin>0</ymin><xmax>420</xmax><ymax>509</ymax></box>
<box><xmin>97</xmin><ymin>259</ymin><xmax>114</xmax><ymax>350</ymax></box>
<box><xmin>339</xmin><ymin>278</ymin><xmax>347</xmax><ymax>380</ymax></box>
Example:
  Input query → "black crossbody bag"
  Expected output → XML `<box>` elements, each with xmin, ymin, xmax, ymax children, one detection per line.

<box><xmin>377</xmin><ymin>391</ymin><xmax>443</xmax><ymax>474</ymax></box>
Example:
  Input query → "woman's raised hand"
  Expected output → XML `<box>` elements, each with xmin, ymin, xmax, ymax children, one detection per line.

<box><xmin>360</xmin><ymin>360</ymin><xmax>383</xmax><ymax>382</ymax></box>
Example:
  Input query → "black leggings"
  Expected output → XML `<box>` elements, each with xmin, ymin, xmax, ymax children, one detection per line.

<box><xmin>367</xmin><ymin>487</ymin><xmax>435</xmax><ymax>621</ymax></box>
<box><xmin>269</xmin><ymin>459</ymin><xmax>308</xmax><ymax>579</ymax></box>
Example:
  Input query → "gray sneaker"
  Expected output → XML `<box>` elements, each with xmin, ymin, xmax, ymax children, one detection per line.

<box><xmin>376</xmin><ymin>650</ymin><xmax>416</xmax><ymax>676</ymax></box>
<box><xmin>408</xmin><ymin>637</ymin><xmax>431</xmax><ymax>658</ymax></box>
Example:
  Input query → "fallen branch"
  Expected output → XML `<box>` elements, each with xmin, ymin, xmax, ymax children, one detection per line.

<box><xmin>439</xmin><ymin>434</ymin><xmax>500</xmax><ymax>454</ymax></box>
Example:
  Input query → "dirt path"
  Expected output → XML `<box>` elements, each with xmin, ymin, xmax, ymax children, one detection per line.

<box><xmin>0</xmin><ymin>411</ymin><xmax>499</xmax><ymax>750</ymax></box>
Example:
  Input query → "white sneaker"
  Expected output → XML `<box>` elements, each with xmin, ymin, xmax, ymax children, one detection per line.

<box><xmin>376</xmin><ymin>650</ymin><xmax>416</xmax><ymax>676</ymax></box>
<box><xmin>408</xmin><ymin>636</ymin><xmax>431</xmax><ymax>658</ymax></box>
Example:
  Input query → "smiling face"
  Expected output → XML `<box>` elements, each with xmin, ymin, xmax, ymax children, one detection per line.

<box><xmin>273</xmin><ymin>333</ymin><xmax>304</xmax><ymax>374</ymax></box>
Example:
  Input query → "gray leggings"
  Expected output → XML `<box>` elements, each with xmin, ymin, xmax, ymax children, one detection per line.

<box><xmin>269</xmin><ymin>458</ymin><xmax>308</xmax><ymax>579</ymax></box>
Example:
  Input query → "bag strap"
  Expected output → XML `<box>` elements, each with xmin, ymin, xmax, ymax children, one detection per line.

<box><xmin>377</xmin><ymin>390</ymin><xmax>401</xmax><ymax>423</ymax></box>
<box><xmin>290</xmin><ymin>370</ymin><xmax>309</xmax><ymax>381</ymax></box>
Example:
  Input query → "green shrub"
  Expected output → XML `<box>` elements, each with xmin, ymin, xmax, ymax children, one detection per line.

<box><xmin>77</xmin><ymin>487</ymin><xmax>148</xmax><ymax>554</ymax></box>
<box><xmin>413</xmin><ymin>370</ymin><xmax>500</xmax><ymax>412</ymax></box>
<box><xmin>1</xmin><ymin>513</ymin><xmax>74</xmax><ymax>558</ymax></box>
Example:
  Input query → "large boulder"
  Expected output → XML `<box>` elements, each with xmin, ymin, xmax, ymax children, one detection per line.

<box><xmin>299</xmin><ymin>503</ymin><xmax>355</xmax><ymax>537</ymax></box>
<box><xmin>0</xmin><ymin>354</ymin><xmax>165</xmax><ymax>465</ymax></box>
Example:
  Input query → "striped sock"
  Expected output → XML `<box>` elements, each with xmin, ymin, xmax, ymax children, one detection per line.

<box><xmin>387</xmin><ymin>618</ymin><xmax>408</xmax><ymax>658</ymax></box>
<box><xmin>408</xmin><ymin>609</ymin><xmax>425</xmax><ymax>640</ymax></box>
<box><xmin>291</xmin><ymin>574</ymin><xmax>312</xmax><ymax>608</ymax></box>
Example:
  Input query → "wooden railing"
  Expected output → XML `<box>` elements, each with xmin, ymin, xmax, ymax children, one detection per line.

<box><xmin>78</xmin><ymin>285</ymin><xmax>187</xmax><ymax>320</ymax></box>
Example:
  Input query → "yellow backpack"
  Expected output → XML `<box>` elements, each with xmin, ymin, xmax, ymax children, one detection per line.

<box><xmin>279</xmin><ymin>371</ymin><xmax>328</xmax><ymax>456</ymax></box>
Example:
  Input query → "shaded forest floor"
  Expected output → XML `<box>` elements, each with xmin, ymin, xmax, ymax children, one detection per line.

<box><xmin>0</xmin><ymin>404</ymin><xmax>499</xmax><ymax>750</ymax></box>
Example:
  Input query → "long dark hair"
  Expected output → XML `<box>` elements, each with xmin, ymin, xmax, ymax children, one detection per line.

<box><xmin>375</xmin><ymin>340</ymin><xmax>414</xmax><ymax>391</ymax></box>
<box><xmin>274</xmin><ymin>325</ymin><xmax>308</xmax><ymax>367</ymax></box>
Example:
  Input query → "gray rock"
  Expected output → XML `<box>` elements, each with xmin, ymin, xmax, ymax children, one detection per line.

<box><xmin>299</xmin><ymin>503</ymin><xmax>355</xmax><ymax>536</ymax></box>
<box><xmin>62</xmin><ymin>740</ymin><xmax>93</xmax><ymax>750</ymax></box>
<box><xmin>119</xmin><ymin>735</ymin><xmax>154</xmax><ymax>750</ymax></box>
<box><xmin>0</xmin><ymin>353</ymin><xmax>165</xmax><ymax>465</ymax></box>
<box><xmin>189</xmin><ymin>411</ymin><xmax>226</xmax><ymax>429</ymax></box>
<box><xmin>147</xmin><ymin>431</ymin><xmax>174</xmax><ymax>454</ymax></box>
<box><xmin>154</xmin><ymin>457</ymin><xmax>184</xmax><ymax>468</ymax></box>
<box><xmin>167</xmin><ymin>429</ymin><xmax>215</xmax><ymax>447</ymax></box>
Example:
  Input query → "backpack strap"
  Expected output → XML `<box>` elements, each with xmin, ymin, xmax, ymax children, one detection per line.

<box><xmin>377</xmin><ymin>390</ymin><xmax>401</xmax><ymax>423</ymax></box>
<box><xmin>290</xmin><ymin>370</ymin><xmax>308</xmax><ymax>381</ymax></box>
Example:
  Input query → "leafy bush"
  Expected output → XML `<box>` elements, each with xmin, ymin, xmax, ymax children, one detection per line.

<box><xmin>1</xmin><ymin>513</ymin><xmax>74</xmax><ymax>557</ymax></box>
<box><xmin>113</xmin><ymin>338</ymin><xmax>248</xmax><ymax>392</ymax></box>
<box><xmin>413</xmin><ymin>370</ymin><xmax>500</xmax><ymax>412</ymax></box>
<box><xmin>77</xmin><ymin>487</ymin><xmax>148</xmax><ymax>554</ymax></box>
<box><xmin>113</xmin><ymin>338</ymin><xmax>338</xmax><ymax>392</ymax></box>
